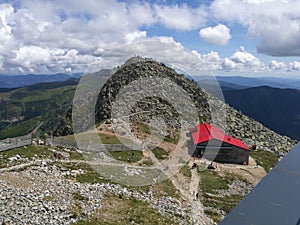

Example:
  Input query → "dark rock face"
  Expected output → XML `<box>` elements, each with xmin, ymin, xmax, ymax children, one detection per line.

<box><xmin>50</xmin><ymin>104</ymin><xmax>73</xmax><ymax>136</ymax></box>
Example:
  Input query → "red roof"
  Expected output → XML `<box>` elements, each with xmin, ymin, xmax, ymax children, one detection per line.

<box><xmin>191</xmin><ymin>123</ymin><xmax>250</xmax><ymax>151</ymax></box>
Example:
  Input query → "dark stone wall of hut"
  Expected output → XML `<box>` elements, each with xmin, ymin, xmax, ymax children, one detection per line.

<box><xmin>190</xmin><ymin>140</ymin><xmax>249</xmax><ymax>164</ymax></box>
<box><xmin>214</xmin><ymin>147</ymin><xmax>249</xmax><ymax>164</ymax></box>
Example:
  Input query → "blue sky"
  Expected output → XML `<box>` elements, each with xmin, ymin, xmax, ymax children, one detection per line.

<box><xmin>0</xmin><ymin>0</ymin><xmax>299</xmax><ymax>77</ymax></box>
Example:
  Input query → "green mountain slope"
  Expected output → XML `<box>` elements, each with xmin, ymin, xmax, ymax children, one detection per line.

<box><xmin>0</xmin><ymin>79</ymin><xmax>78</xmax><ymax>139</ymax></box>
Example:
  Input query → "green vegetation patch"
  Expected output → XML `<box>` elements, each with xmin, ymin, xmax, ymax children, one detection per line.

<box><xmin>67</xmin><ymin>150</ymin><xmax>85</xmax><ymax>160</ymax></box>
<box><xmin>59</xmin><ymin>162</ymin><xmax>108</xmax><ymax>184</ymax></box>
<box><xmin>163</xmin><ymin>132</ymin><xmax>179</xmax><ymax>144</ymax></box>
<box><xmin>202</xmin><ymin>194</ymin><xmax>244</xmax><ymax>214</ymax></box>
<box><xmin>199</xmin><ymin>170</ymin><xmax>246</xmax><ymax>223</ymax></box>
<box><xmin>250</xmin><ymin>149</ymin><xmax>279</xmax><ymax>172</ymax></box>
<box><xmin>151</xmin><ymin>147</ymin><xmax>169</xmax><ymax>160</ymax></box>
<box><xmin>204</xmin><ymin>209</ymin><xmax>223</xmax><ymax>224</ymax></box>
<box><xmin>71</xmin><ymin>195</ymin><xmax>179</xmax><ymax>225</ymax></box>
<box><xmin>109</xmin><ymin>150</ymin><xmax>143</xmax><ymax>163</ymax></box>
<box><xmin>0</xmin><ymin>145</ymin><xmax>54</xmax><ymax>168</ymax></box>
<box><xmin>66</xmin><ymin>133</ymin><xmax>136</xmax><ymax>145</ymax></box>
<box><xmin>0</xmin><ymin>117</ymin><xmax>41</xmax><ymax>139</ymax></box>
<box><xmin>131</xmin><ymin>122</ymin><xmax>151</xmax><ymax>135</ymax></box>
<box><xmin>99</xmin><ymin>134</ymin><xmax>121</xmax><ymax>144</ymax></box>
<box><xmin>138</xmin><ymin>159</ymin><xmax>154</xmax><ymax>166</ymax></box>
<box><xmin>0</xmin><ymin>84</ymin><xmax>76</xmax><ymax>139</ymax></box>
<box><xmin>199</xmin><ymin>170</ymin><xmax>231</xmax><ymax>194</ymax></box>
<box><xmin>179</xmin><ymin>165</ymin><xmax>192</xmax><ymax>178</ymax></box>
<box><xmin>73</xmin><ymin>192</ymin><xmax>89</xmax><ymax>202</ymax></box>
<box><xmin>153</xmin><ymin>179</ymin><xmax>180</xmax><ymax>198</ymax></box>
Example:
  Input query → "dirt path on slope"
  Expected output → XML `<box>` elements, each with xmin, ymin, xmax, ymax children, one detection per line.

<box><xmin>146</xmin><ymin>136</ymin><xmax>213</xmax><ymax>225</ymax></box>
<box><xmin>189</xmin><ymin>168</ymin><xmax>213</xmax><ymax>225</ymax></box>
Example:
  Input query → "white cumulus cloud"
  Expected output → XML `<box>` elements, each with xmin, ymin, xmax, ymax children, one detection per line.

<box><xmin>0</xmin><ymin>4</ymin><xmax>13</xmax><ymax>41</ymax></box>
<box><xmin>221</xmin><ymin>47</ymin><xmax>266</xmax><ymax>72</ymax></box>
<box><xmin>202</xmin><ymin>51</ymin><xmax>223</xmax><ymax>70</ymax></box>
<box><xmin>199</xmin><ymin>24</ymin><xmax>231</xmax><ymax>45</ymax></box>
<box><xmin>211</xmin><ymin>0</ymin><xmax>300</xmax><ymax>56</ymax></box>
<box><xmin>290</xmin><ymin>61</ymin><xmax>300</xmax><ymax>71</ymax></box>
<box><xmin>154</xmin><ymin>4</ymin><xmax>207</xmax><ymax>31</ymax></box>
<box><xmin>268</xmin><ymin>60</ymin><xmax>286</xmax><ymax>70</ymax></box>
<box><xmin>0</xmin><ymin>0</ymin><xmax>157</xmax><ymax>74</ymax></box>
<box><xmin>0</xmin><ymin>0</ymin><xmax>299</xmax><ymax>75</ymax></box>
<box><xmin>124</xmin><ymin>31</ymin><xmax>147</xmax><ymax>44</ymax></box>
<box><xmin>222</xmin><ymin>58</ymin><xmax>237</xmax><ymax>70</ymax></box>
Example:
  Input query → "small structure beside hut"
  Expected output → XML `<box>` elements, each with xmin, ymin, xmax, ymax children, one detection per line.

<box><xmin>187</xmin><ymin>123</ymin><xmax>250</xmax><ymax>164</ymax></box>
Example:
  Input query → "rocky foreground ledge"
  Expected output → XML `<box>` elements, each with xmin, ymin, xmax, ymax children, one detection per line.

<box><xmin>0</xmin><ymin>142</ymin><xmax>273</xmax><ymax>225</ymax></box>
<box><xmin>0</xmin><ymin>161</ymin><xmax>191</xmax><ymax>225</ymax></box>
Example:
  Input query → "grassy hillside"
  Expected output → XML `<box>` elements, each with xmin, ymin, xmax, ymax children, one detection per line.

<box><xmin>0</xmin><ymin>79</ymin><xmax>77</xmax><ymax>139</ymax></box>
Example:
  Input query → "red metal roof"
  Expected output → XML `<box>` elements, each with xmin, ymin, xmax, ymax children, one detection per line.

<box><xmin>191</xmin><ymin>123</ymin><xmax>250</xmax><ymax>151</ymax></box>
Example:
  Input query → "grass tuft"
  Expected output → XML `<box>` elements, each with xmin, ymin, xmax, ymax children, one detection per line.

<box><xmin>71</xmin><ymin>195</ymin><xmax>179</xmax><ymax>225</ymax></box>
<box><xmin>109</xmin><ymin>150</ymin><xmax>143</xmax><ymax>163</ymax></box>
<box><xmin>250</xmin><ymin>149</ymin><xmax>279</xmax><ymax>172</ymax></box>
<box><xmin>0</xmin><ymin>145</ymin><xmax>54</xmax><ymax>168</ymax></box>
<box><xmin>199</xmin><ymin>170</ymin><xmax>246</xmax><ymax>223</ymax></box>
<box><xmin>179</xmin><ymin>165</ymin><xmax>192</xmax><ymax>178</ymax></box>
<box><xmin>151</xmin><ymin>147</ymin><xmax>169</xmax><ymax>160</ymax></box>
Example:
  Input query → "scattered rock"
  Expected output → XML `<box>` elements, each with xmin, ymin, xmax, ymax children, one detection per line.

<box><xmin>0</xmin><ymin>163</ymin><xmax>188</xmax><ymax>224</ymax></box>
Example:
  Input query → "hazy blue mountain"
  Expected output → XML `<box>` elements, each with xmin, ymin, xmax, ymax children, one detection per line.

<box><xmin>216</xmin><ymin>76</ymin><xmax>286</xmax><ymax>89</ymax></box>
<box><xmin>256</xmin><ymin>77</ymin><xmax>300</xmax><ymax>90</ymax></box>
<box><xmin>196</xmin><ymin>75</ymin><xmax>300</xmax><ymax>90</ymax></box>
<box><xmin>198</xmin><ymin>79</ymin><xmax>249</xmax><ymax>93</ymax></box>
<box><xmin>0</xmin><ymin>73</ymin><xmax>83</xmax><ymax>88</ymax></box>
<box><xmin>223</xmin><ymin>86</ymin><xmax>300</xmax><ymax>140</ymax></box>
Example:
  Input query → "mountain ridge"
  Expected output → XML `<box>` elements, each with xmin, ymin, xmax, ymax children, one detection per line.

<box><xmin>0</xmin><ymin>57</ymin><xmax>298</xmax><ymax>225</ymax></box>
<box><xmin>197</xmin><ymin>75</ymin><xmax>300</xmax><ymax>90</ymax></box>
<box><xmin>0</xmin><ymin>57</ymin><xmax>296</xmax><ymax>155</ymax></box>
<box><xmin>89</xmin><ymin>57</ymin><xmax>295</xmax><ymax>155</ymax></box>
<box><xmin>223</xmin><ymin>85</ymin><xmax>300</xmax><ymax>140</ymax></box>
<box><xmin>0</xmin><ymin>73</ymin><xmax>83</xmax><ymax>89</ymax></box>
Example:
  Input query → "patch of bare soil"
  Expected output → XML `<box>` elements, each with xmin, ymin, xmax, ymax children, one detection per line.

<box><xmin>213</xmin><ymin>156</ymin><xmax>267</xmax><ymax>186</ymax></box>
<box><xmin>96</xmin><ymin>196</ymin><xmax>128</xmax><ymax>222</ymax></box>
<box><xmin>174</xmin><ymin>172</ymin><xmax>190</xmax><ymax>193</ymax></box>
<box><xmin>158</xmin><ymin>141</ymin><xmax>177</xmax><ymax>153</ymax></box>
<box><xmin>0</xmin><ymin>172</ymin><xmax>36</xmax><ymax>189</ymax></box>
<box><xmin>97</xmin><ymin>122</ymin><xmax>179</xmax><ymax>154</ymax></box>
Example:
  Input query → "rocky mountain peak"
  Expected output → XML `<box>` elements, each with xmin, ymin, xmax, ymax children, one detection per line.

<box><xmin>72</xmin><ymin>57</ymin><xmax>296</xmax><ymax>155</ymax></box>
<box><xmin>122</xmin><ymin>55</ymin><xmax>154</xmax><ymax>67</ymax></box>
<box><xmin>95</xmin><ymin>57</ymin><xmax>211</xmax><ymax>127</ymax></box>
<box><xmin>96</xmin><ymin>56</ymin><xmax>296</xmax><ymax>155</ymax></box>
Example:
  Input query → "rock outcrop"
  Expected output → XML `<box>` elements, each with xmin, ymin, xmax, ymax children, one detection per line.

<box><xmin>94</xmin><ymin>57</ymin><xmax>296</xmax><ymax>155</ymax></box>
<box><xmin>0</xmin><ymin>162</ymin><xmax>188</xmax><ymax>225</ymax></box>
<box><xmin>54</xmin><ymin>56</ymin><xmax>296</xmax><ymax>154</ymax></box>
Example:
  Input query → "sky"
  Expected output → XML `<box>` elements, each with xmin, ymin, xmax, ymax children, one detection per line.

<box><xmin>0</xmin><ymin>0</ymin><xmax>300</xmax><ymax>77</ymax></box>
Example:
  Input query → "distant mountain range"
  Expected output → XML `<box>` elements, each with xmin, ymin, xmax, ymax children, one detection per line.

<box><xmin>197</xmin><ymin>76</ymin><xmax>300</xmax><ymax>140</ymax></box>
<box><xmin>197</xmin><ymin>75</ymin><xmax>300</xmax><ymax>91</ymax></box>
<box><xmin>224</xmin><ymin>86</ymin><xmax>300</xmax><ymax>140</ymax></box>
<box><xmin>0</xmin><ymin>73</ymin><xmax>83</xmax><ymax>89</ymax></box>
<box><xmin>1</xmin><ymin>70</ymin><xmax>299</xmax><ymax>142</ymax></box>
